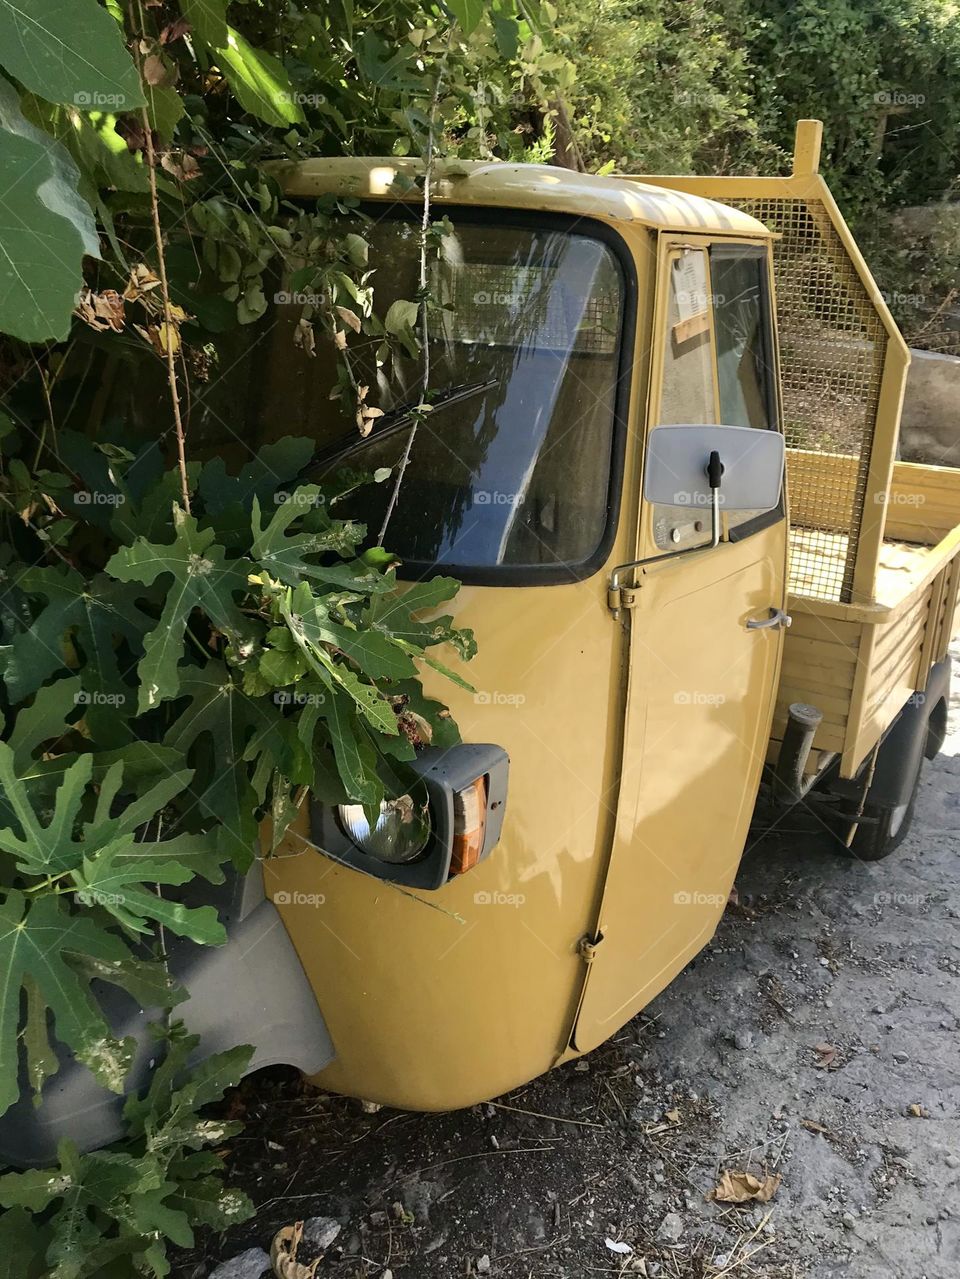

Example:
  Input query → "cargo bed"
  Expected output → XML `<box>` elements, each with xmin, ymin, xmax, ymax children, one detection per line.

<box><xmin>778</xmin><ymin>457</ymin><xmax>960</xmax><ymax>777</ymax></box>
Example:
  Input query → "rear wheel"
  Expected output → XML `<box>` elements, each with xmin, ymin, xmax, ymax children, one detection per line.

<box><xmin>844</xmin><ymin>747</ymin><xmax>924</xmax><ymax>862</ymax></box>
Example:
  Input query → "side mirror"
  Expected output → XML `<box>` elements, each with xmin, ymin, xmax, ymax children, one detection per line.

<box><xmin>643</xmin><ymin>424</ymin><xmax>784</xmax><ymax>513</ymax></box>
<box><xmin>609</xmin><ymin>424</ymin><xmax>785</xmax><ymax>615</ymax></box>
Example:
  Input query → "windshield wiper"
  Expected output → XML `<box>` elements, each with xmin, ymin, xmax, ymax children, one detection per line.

<box><xmin>307</xmin><ymin>378</ymin><xmax>498</xmax><ymax>472</ymax></box>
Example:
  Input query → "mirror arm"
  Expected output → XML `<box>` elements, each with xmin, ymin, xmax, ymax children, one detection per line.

<box><xmin>608</xmin><ymin>455</ymin><xmax>722</xmax><ymax>618</ymax></box>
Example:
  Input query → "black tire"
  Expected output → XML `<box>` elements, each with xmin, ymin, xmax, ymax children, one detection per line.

<box><xmin>845</xmin><ymin>749</ymin><xmax>924</xmax><ymax>862</ymax></box>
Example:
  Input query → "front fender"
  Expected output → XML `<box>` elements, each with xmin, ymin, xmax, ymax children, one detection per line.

<box><xmin>0</xmin><ymin>869</ymin><xmax>334</xmax><ymax>1168</ymax></box>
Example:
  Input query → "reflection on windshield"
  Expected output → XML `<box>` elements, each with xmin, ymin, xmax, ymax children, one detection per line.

<box><xmin>186</xmin><ymin>216</ymin><xmax>627</xmax><ymax>576</ymax></box>
<box><xmin>317</xmin><ymin>221</ymin><xmax>624</xmax><ymax>573</ymax></box>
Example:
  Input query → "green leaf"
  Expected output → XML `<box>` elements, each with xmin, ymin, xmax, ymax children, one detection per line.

<box><xmin>0</xmin><ymin>1204</ymin><xmax>48</xmax><ymax>1279</ymax></box>
<box><xmin>144</xmin><ymin>83</ymin><xmax>186</xmax><ymax>143</ymax></box>
<box><xmin>164</xmin><ymin>663</ymin><xmax>278</xmax><ymax>863</ymax></box>
<box><xmin>385</xmin><ymin>298</ymin><xmax>419</xmax><ymax>334</ymax></box>
<box><xmin>0</xmin><ymin>127</ymin><xmax>92</xmax><ymax>343</ymax></box>
<box><xmin>0</xmin><ymin>892</ymin><xmax>135</xmax><ymax>1116</ymax></box>
<box><xmin>6</xmin><ymin>676</ymin><xmax>81</xmax><ymax>770</ymax></box>
<box><xmin>250</xmin><ymin>489</ymin><xmax>367</xmax><ymax>586</ymax></box>
<box><xmin>2</xmin><ymin>567</ymin><xmax>151</xmax><ymax>711</ymax></box>
<box><xmin>105</xmin><ymin>506</ymin><xmax>254</xmax><ymax>710</ymax></box>
<box><xmin>198</xmin><ymin>436</ymin><xmax>315</xmax><ymax>519</ymax></box>
<box><xmin>181</xmin><ymin>0</ymin><xmax>228</xmax><ymax>48</ymax></box>
<box><xmin>73</xmin><ymin>842</ymin><xmax>226</xmax><ymax>944</ymax></box>
<box><xmin>215</xmin><ymin>28</ymin><xmax>306</xmax><ymax>127</ymax></box>
<box><xmin>446</xmin><ymin>0</ymin><xmax>487</xmax><ymax>34</ymax></box>
<box><xmin>0</xmin><ymin>79</ymin><xmax>100</xmax><ymax>258</ymax></box>
<box><xmin>0</xmin><ymin>0</ymin><xmax>145</xmax><ymax>110</ymax></box>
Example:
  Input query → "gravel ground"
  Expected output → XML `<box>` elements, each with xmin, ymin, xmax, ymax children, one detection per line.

<box><xmin>176</xmin><ymin>662</ymin><xmax>960</xmax><ymax>1279</ymax></box>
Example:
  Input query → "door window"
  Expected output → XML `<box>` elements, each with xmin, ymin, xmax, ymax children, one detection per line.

<box><xmin>652</xmin><ymin>244</ymin><xmax>780</xmax><ymax>549</ymax></box>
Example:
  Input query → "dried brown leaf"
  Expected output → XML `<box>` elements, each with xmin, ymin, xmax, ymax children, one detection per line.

<box><xmin>161</xmin><ymin>151</ymin><xmax>201</xmax><ymax>182</ymax></box>
<box><xmin>813</xmin><ymin>1042</ymin><xmax>837</xmax><ymax>1070</ymax></box>
<box><xmin>271</xmin><ymin>1221</ymin><xmax>320</xmax><ymax>1279</ymax></box>
<box><xmin>707</xmin><ymin>1170</ymin><xmax>781</xmax><ymax>1204</ymax></box>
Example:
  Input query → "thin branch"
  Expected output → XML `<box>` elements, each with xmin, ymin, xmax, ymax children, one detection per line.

<box><xmin>131</xmin><ymin>1</ymin><xmax>191</xmax><ymax>513</ymax></box>
<box><xmin>376</xmin><ymin>28</ymin><xmax>456</xmax><ymax>546</ymax></box>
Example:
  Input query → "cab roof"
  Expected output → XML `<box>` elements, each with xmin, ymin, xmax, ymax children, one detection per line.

<box><xmin>277</xmin><ymin>158</ymin><xmax>771</xmax><ymax>238</ymax></box>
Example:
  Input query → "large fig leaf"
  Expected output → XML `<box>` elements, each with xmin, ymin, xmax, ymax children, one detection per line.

<box><xmin>0</xmin><ymin>127</ymin><xmax>92</xmax><ymax>344</ymax></box>
<box><xmin>2</xmin><ymin>566</ymin><xmax>153</xmax><ymax>711</ymax></box>
<box><xmin>0</xmin><ymin>0</ymin><xmax>145</xmax><ymax>111</ymax></box>
<box><xmin>0</xmin><ymin>892</ymin><xmax>136</xmax><ymax>1116</ymax></box>
<box><xmin>105</xmin><ymin>506</ymin><xmax>255</xmax><ymax>711</ymax></box>
<box><xmin>164</xmin><ymin>663</ymin><xmax>279</xmax><ymax>862</ymax></box>
<box><xmin>250</xmin><ymin>489</ymin><xmax>373</xmax><ymax>590</ymax></box>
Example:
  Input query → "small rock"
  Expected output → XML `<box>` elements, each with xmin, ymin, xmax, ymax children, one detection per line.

<box><xmin>476</xmin><ymin>1256</ymin><xmax>491</xmax><ymax>1274</ymax></box>
<box><xmin>657</xmin><ymin>1212</ymin><xmax>683</xmax><ymax>1242</ymax></box>
<box><xmin>892</xmin><ymin>1051</ymin><xmax>909</xmax><ymax>1064</ymax></box>
<box><xmin>302</xmin><ymin>1217</ymin><xmax>342</xmax><ymax>1252</ymax></box>
<box><xmin>945</xmin><ymin>1155</ymin><xmax>960</xmax><ymax>1169</ymax></box>
<box><xmin>343</xmin><ymin>1234</ymin><xmax>362</xmax><ymax>1256</ymax></box>
<box><xmin>207</xmin><ymin>1248</ymin><xmax>270</xmax><ymax>1279</ymax></box>
<box><xmin>842</xmin><ymin>1212</ymin><xmax>857</xmax><ymax>1231</ymax></box>
<box><xmin>733</xmin><ymin>1029</ymin><xmax>753</xmax><ymax>1051</ymax></box>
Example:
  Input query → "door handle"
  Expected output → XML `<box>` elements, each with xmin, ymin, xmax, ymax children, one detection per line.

<box><xmin>746</xmin><ymin>607</ymin><xmax>792</xmax><ymax>631</ymax></box>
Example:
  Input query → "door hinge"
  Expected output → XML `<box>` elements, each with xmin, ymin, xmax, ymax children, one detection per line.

<box><xmin>607</xmin><ymin>584</ymin><xmax>639</xmax><ymax>613</ymax></box>
<box><xmin>577</xmin><ymin>932</ymin><xmax>604</xmax><ymax>965</ymax></box>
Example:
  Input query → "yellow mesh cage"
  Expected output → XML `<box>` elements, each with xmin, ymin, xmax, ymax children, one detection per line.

<box><xmin>727</xmin><ymin>195</ymin><xmax>887</xmax><ymax>603</ymax></box>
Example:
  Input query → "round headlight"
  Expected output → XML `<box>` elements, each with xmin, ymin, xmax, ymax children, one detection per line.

<box><xmin>338</xmin><ymin>794</ymin><xmax>431</xmax><ymax>864</ymax></box>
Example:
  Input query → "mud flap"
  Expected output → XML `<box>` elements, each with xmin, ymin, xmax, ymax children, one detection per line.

<box><xmin>0</xmin><ymin>868</ymin><xmax>334</xmax><ymax>1168</ymax></box>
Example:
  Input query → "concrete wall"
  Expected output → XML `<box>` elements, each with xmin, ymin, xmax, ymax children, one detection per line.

<box><xmin>899</xmin><ymin>348</ymin><xmax>960</xmax><ymax>467</ymax></box>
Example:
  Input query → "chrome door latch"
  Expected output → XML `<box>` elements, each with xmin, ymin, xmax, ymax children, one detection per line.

<box><xmin>746</xmin><ymin>607</ymin><xmax>792</xmax><ymax>631</ymax></box>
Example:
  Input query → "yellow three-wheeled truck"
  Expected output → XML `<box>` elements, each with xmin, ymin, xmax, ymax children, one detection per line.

<box><xmin>7</xmin><ymin>121</ymin><xmax>960</xmax><ymax>1164</ymax></box>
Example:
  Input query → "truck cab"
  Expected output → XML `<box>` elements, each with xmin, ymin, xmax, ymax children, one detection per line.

<box><xmin>6</xmin><ymin>121</ymin><xmax>958</xmax><ymax>1163</ymax></box>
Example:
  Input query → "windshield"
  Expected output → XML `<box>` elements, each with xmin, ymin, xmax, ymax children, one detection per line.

<box><xmin>197</xmin><ymin>213</ymin><xmax>629</xmax><ymax>580</ymax></box>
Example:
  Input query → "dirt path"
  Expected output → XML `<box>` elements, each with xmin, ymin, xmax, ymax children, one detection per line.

<box><xmin>179</xmin><ymin>670</ymin><xmax>960</xmax><ymax>1279</ymax></box>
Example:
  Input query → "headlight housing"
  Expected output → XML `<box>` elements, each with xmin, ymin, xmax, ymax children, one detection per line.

<box><xmin>312</xmin><ymin>743</ymin><xmax>509</xmax><ymax>889</ymax></box>
<box><xmin>338</xmin><ymin>794</ymin><xmax>430</xmax><ymax>864</ymax></box>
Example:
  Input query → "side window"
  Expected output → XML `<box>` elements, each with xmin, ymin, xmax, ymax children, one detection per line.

<box><xmin>711</xmin><ymin>247</ymin><xmax>780</xmax><ymax>537</ymax></box>
<box><xmin>652</xmin><ymin>244</ymin><xmax>780</xmax><ymax>551</ymax></box>
<box><xmin>652</xmin><ymin>250</ymin><xmax>718</xmax><ymax>550</ymax></box>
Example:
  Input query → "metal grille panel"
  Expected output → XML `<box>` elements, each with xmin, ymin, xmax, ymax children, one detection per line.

<box><xmin>728</xmin><ymin>197</ymin><xmax>888</xmax><ymax>603</ymax></box>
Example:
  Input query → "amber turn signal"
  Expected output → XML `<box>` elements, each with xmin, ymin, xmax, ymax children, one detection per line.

<box><xmin>449</xmin><ymin>776</ymin><xmax>488</xmax><ymax>875</ymax></box>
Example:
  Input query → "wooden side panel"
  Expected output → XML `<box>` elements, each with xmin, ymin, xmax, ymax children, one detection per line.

<box><xmin>884</xmin><ymin>461</ymin><xmax>960</xmax><ymax>543</ymax></box>
<box><xmin>771</xmin><ymin>610</ymin><xmax>860</xmax><ymax>754</ymax></box>
<box><xmin>841</xmin><ymin>587</ymin><xmax>932</xmax><ymax>774</ymax></box>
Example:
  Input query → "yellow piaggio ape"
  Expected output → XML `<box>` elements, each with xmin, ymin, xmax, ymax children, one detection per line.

<box><xmin>8</xmin><ymin>122</ymin><xmax>960</xmax><ymax>1161</ymax></box>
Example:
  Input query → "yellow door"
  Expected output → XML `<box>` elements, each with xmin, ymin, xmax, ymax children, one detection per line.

<box><xmin>575</xmin><ymin>237</ymin><xmax>789</xmax><ymax>1050</ymax></box>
